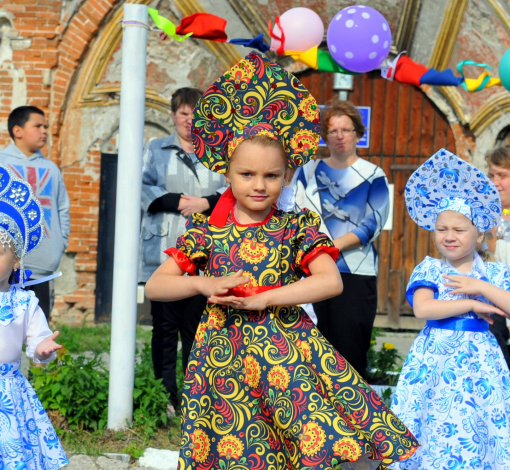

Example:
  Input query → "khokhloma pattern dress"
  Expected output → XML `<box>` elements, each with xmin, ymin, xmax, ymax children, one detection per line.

<box><xmin>167</xmin><ymin>208</ymin><xmax>419</xmax><ymax>470</ymax></box>
<box><xmin>390</xmin><ymin>254</ymin><xmax>510</xmax><ymax>470</ymax></box>
<box><xmin>0</xmin><ymin>286</ymin><xmax>69</xmax><ymax>470</ymax></box>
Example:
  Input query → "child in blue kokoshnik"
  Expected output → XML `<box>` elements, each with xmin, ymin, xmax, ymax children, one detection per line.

<box><xmin>0</xmin><ymin>164</ymin><xmax>68</xmax><ymax>470</ymax></box>
<box><xmin>391</xmin><ymin>149</ymin><xmax>510</xmax><ymax>470</ymax></box>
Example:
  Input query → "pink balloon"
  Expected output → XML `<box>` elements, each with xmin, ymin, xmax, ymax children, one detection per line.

<box><xmin>270</xmin><ymin>7</ymin><xmax>324</xmax><ymax>53</ymax></box>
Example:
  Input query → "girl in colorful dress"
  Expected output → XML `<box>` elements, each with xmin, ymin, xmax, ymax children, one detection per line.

<box><xmin>0</xmin><ymin>164</ymin><xmax>68</xmax><ymax>470</ymax></box>
<box><xmin>146</xmin><ymin>51</ymin><xmax>419</xmax><ymax>470</ymax></box>
<box><xmin>391</xmin><ymin>149</ymin><xmax>510</xmax><ymax>470</ymax></box>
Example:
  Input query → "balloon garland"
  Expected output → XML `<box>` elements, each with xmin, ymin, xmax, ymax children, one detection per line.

<box><xmin>148</xmin><ymin>6</ymin><xmax>510</xmax><ymax>93</ymax></box>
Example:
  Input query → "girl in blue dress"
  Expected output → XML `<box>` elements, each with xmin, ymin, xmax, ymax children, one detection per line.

<box><xmin>0</xmin><ymin>165</ymin><xmax>68</xmax><ymax>470</ymax></box>
<box><xmin>391</xmin><ymin>149</ymin><xmax>510</xmax><ymax>469</ymax></box>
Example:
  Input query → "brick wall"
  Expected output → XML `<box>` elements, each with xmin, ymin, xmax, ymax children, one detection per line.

<box><xmin>0</xmin><ymin>0</ymin><xmax>118</xmax><ymax>323</ymax></box>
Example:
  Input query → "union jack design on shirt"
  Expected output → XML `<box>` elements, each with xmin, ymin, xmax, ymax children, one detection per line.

<box><xmin>8</xmin><ymin>165</ymin><xmax>52</xmax><ymax>237</ymax></box>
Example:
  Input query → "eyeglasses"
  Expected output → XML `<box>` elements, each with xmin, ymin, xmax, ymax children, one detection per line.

<box><xmin>326</xmin><ymin>128</ymin><xmax>356</xmax><ymax>137</ymax></box>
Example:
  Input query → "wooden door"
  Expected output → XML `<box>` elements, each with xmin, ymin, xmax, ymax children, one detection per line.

<box><xmin>298</xmin><ymin>70</ymin><xmax>456</xmax><ymax>329</ymax></box>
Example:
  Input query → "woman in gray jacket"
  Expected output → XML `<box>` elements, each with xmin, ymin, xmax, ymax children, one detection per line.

<box><xmin>139</xmin><ymin>88</ymin><xmax>224</xmax><ymax>416</ymax></box>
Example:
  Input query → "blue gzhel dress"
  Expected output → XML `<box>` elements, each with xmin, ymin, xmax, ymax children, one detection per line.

<box><xmin>0</xmin><ymin>286</ymin><xmax>68</xmax><ymax>470</ymax></box>
<box><xmin>391</xmin><ymin>253</ymin><xmax>510</xmax><ymax>469</ymax></box>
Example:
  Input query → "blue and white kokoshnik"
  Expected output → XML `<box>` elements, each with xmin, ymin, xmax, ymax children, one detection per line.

<box><xmin>405</xmin><ymin>148</ymin><xmax>501</xmax><ymax>232</ymax></box>
<box><xmin>0</xmin><ymin>164</ymin><xmax>44</xmax><ymax>284</ymax></box>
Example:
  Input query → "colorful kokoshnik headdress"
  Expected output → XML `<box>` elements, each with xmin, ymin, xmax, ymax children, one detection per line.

<box><xmin>0</xmin><ymin>164</ymin><xmax>44</xmax><ymax>284</ymax></box>
<box><xmin>192</xmin><ymin>50</ymin><xmax>321</xmax><ymax>173</ymax></box>
<box><xmin>191</xmin><ymin>51</ymin><xmax>322</xmax><ymax>226</ymax></box>
<box><xmin>405</xmin><ymin>148</ymin><xmax>501</xmax><ymax>232</ymax></box>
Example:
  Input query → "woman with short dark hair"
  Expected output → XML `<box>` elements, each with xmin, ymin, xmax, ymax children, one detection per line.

<box><xmin>294</xmin><ymin>99</ymin><xmax>390</xmax><ymax>379</ymax></box>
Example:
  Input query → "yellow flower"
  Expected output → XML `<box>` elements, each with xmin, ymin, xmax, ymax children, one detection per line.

<box><xmin>318</xmin><ymin>372</ymin><xmax>334</xmax><ymax>392</ymax></box>
<box><xmin>243</xmin><ymin>355</ymin><xmax>261</xmax><ymax>388</ymax></box>
<box><xmin>298</xmin><ymin>95</ymin><xmax>320</xmax><ymax>123</ymax></box>
<box><xmin>383</xmin><ymin>343</ymin><xmax>395</xmax><ymax>350</ymax></box>
<box><xmin>217</xmin><ymin>435</ymin><xmax>244</xmax><ymax>460</ymax></box>
<box><xmin>267</xmin><ymin>365</ymin><xmax>291</xmax><ymax>391</ymax></box>
<box><xmin>195</xmin><ymin>322</ymin><xmax>208</xmax><ymax>346</ymax></box>
<box><xmin>206</xmin><ymin>306</ymin><xmax>226</xmax><ymax>330</ymax></box>
<box><xmin>332</xmin><ymin>436</ymin><xmax>362</xmax><ymax>460</ymax></box>
<box><xmin>238</xmin><ymin>237</ymin><xmax>269</xmax><ymax>264</ymax></box>
<box><xmin>242</xmin><ymin>271</ymin><xmax>258</xmax><ymax>287</ymax></box>
<box><xmin>295</xmin><ymin>339</ymin><xmax>312</xmax><ymax>362</ymax></box>
<box><xmin>190</xmin><ymin>429</ymin><xmax>210</xmax><ymax>463</ymax></box>
<box><xmin>299</xmin><ymin>421</ymin><xmax>326</xmax><ymax>456</ymax></box>
<box><xmin>289</xmin><ymin>129</ymin><xmax>319</xmax><ymax>156</ymax></box>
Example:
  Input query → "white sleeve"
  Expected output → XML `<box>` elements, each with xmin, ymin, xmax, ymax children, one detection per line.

<box><xmin>25</xmin><ymin>295</ymin><xmax>57</xmax><ymax>363</ymax></box>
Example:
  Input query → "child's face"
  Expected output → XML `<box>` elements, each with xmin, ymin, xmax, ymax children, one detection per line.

<box><xmin>13</xmin><ymin>113</ymin><xmax>47</xmax><ymax>153</ymax></box>
<box><xmin>488</xmin><ymin>163</ymin><xmax>510</xmax><ymax>209</ymax></box>
<box><xmin>434</xmin><ymin>211</ymin><xmax>483</xmax><ymax>264</ymax></box>
<box><xmin>226</xmin><ymin>140</ymin><xmax>288</xmax><ymax>221</ymax></box>
<box><xmin>0</xmin><ymin>243</ymin><xmax>19</xmax><ymax>292</ymax></box>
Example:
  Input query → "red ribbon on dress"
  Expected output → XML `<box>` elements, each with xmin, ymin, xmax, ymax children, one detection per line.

<box><xmin>209</xmin><ymin>186</ymin><xmax>237</xmax><ymax>227</ymax></box>
<box><xmin>223</xmin><ymin>285</ymin><xmax>280</xmax><ymax>298</ymax></box>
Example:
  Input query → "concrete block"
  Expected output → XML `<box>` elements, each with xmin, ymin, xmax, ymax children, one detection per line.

<box><xmin>138</xmin><ymin>448</ymin><xmax>179</xmax><ymax>470</ymax></box>
<box><xmin>96</xmin><ymin>456</ymin><xmax>130</xmax><ymax>470</ymax></box>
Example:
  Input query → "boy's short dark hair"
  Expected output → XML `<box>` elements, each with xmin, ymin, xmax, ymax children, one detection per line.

<box><xmin>8</xmin><ymin>106</ymin><xmax>45</xmax><ymax>140</ymax></box>
<box><xmin>171</xmin><ymin>88</ymin><xmax>203</xmax><ymax>113</ymax></box>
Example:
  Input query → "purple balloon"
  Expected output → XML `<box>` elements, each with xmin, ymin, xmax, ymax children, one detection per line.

<box><xmin>327</xmin><ymin>6</ymin><xmax>392</xmax><ymax>74</ymax></box>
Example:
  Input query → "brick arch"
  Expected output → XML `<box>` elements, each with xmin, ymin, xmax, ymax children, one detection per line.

<box><xmin>48</xmin><ymin>0</ymin><xmax>121</xmax><ymax>165</ymax></box>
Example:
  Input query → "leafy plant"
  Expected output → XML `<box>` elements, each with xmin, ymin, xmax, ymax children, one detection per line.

<box><xmin>30</xmin><ymin>348</ymin><xmax>109</xmax><ymax>430</ymax></box>
<box><xmin>366</xmin><ymin>328</ymin><xmax>402</xmax><ymax>386</ymax></box>
<box><xmin>132</xmin><ymin>343</ymin><xmax>169</xmax><ymax>435</ymax></box>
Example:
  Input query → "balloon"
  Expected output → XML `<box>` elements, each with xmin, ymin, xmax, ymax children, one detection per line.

<box><xmin>270</xmin><ymin>7</ymin><xmax>324</xmax><ymax>54</ymax></box>
<box><xmin>499</xmin><ymin>49</ymin><xmax>510</xmax><ymax>92</ymax></box>
<box><xmin>327</xmin><ymin>5</ymin><xmax>392</xmax><ymax>74</ymax></box>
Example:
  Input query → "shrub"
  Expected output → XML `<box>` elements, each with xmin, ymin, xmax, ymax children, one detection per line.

<box><xmin>30</xmin><ymin>348</ymin><xmax>109</xmax><ymax>430</ymax></box>
<box><xmin>30</xmin><ymin>343</ymin><xmax>169</xmax><ymax>435</ymax></box>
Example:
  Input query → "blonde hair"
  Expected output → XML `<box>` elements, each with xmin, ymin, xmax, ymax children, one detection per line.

<box><xmin>476</xmin><ymin>235</ymin><xmax>495</xmax><ymax>262</ymax></box>
<box><xmin>230</xmin><ymin>134</ymin><xmax>287</xmax><ymax>166</ymax></box>
<box><xmin>486</xmin><ymin>145</ymin><xmax>510</xmax><ymax>171</ymax></box>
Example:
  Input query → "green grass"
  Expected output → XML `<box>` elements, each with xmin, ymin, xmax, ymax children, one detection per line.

<box><xmin>55</xmin><ymin>323</ymin><xmax>152</xmax><ymax>354</ymax></box>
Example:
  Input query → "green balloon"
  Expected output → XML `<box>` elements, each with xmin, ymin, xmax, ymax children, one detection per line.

<box><xmin>499</xmin><ymin>49</ymin><xmax>510</xmax><ymax>92</ymax></box>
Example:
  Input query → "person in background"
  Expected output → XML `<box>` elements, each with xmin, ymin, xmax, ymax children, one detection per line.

<box><xmin>293</xmin><ymin>99</ymin><xmax>389</xmax><ymax>379</ymax></box>
<box><xmin>486</xmin><ymin>145</ymin><xmax>510</xmax><ymax>367</ymax></box>
<box><xmin>0</xmin><ymin>105</ymin><xmax>70</xmax><ymax>320</ymax></box>
<box><xmin>139</xmin><ymin>87</ymin><xmax>224</xmax><ymax>417</ymax></box>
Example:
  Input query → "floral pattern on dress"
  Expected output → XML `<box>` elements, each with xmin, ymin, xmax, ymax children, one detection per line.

<box><xmin>172</xmin><ymin>208</ymin><xmax>419</xmax><ymax>470</ymax></box>
<box><xmin>391</xmin><ymin>254</ymin><xmax>510</xmax><ymax>470</ymax></box>
<box><xmin>0</xmin><ymin>360</ymin><xmax>68</xmax><ymax>470</ymax></box>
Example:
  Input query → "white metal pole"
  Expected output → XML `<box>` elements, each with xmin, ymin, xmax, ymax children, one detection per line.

<box><xmin>107</xmin><ymin>3</ymin><xmax>148</xmax><ymax>429</ymax></box>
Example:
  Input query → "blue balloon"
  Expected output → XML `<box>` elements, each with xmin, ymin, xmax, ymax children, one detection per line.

<box><xmin>499</xmin><ymin>49</ymin><xmax>510</xmax><ymax>92</ymax></box>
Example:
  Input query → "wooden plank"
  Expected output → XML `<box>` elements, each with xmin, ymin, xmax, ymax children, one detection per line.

<box><xmin>382</xmin><ymin>79</ymin><xmax>398</xmax><ymax>158</ymax></box>
<box><xmin>390</xmin><ymin>159</ymin><xmax>406</xmax><ymax>270</ymax></box>
<box><xmin>387</xmin><ymin>270</ymin><xmax>402</xmax><ymax>329</ymax></box>
<box><xmin>369</xmin><ymin>75</ymin><xmax>385</xmax><ymax>157</ymax></box>
<box><xmin>420</xmin><ymin>96</ymin><xmax>435</xmax><ymax>157</ymax></box>
<box><xmin>446</xmin><ymin>120</ymin><xmax>457</xmax><ymax>153</ymax></box>
<box><xmin>375</xmin><ymin>314</ymin><xmax>425</xmax><ymax>331</ymax></box>
<box><xmin>395</xmin><ymin>83</ymin><xmax>412</xmax><ymax>159</ymax></box>
<box><xmin>408</xmin><ymin>87</ymin><xmax>424</xmax><ymax>157</ymax></box>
